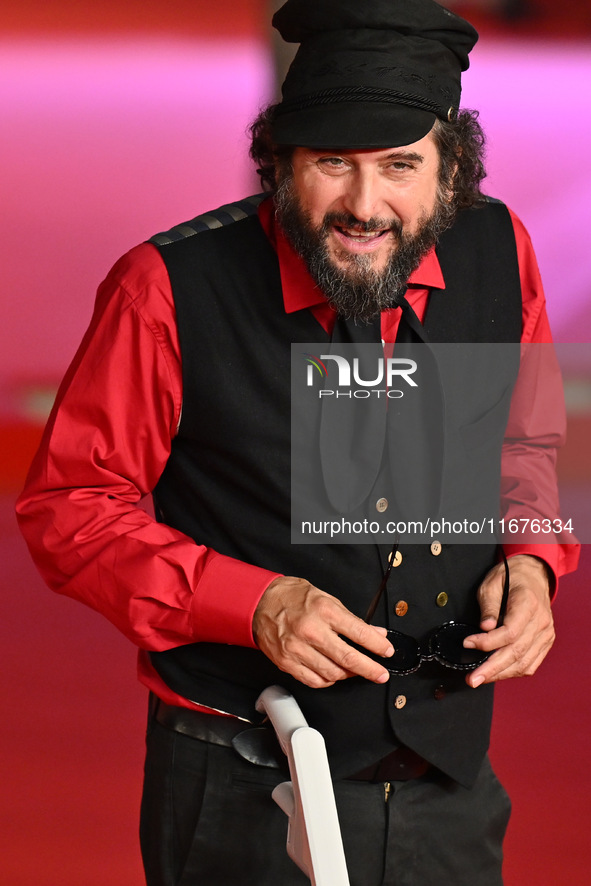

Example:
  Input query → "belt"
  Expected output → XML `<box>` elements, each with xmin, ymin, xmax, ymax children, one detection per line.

<box><xmin>153</xmin><ymin>697</ymin><xmax>430</xmax><ymax>781</ymax></box>
<box><xmin>153</xmin><ymin>697</ymin><xmax>286</xmax><ymax>769</ymax></box>
<box><xmin>153</xmin><ymin>697</ymin><xmax>250</xmax><ymax>746</ymax></box>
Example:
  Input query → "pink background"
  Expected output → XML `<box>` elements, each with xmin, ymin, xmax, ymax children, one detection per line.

<box><xmin>1</xmin><ymin>33</ymin><xmax>590</xmax><ymax>399</ymax></box>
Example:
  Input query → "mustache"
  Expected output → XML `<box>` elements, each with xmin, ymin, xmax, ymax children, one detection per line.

<box><xmin>322</xmin><ymin>212</ymin><xmax>403</xmax><ymax>237</ymax></box>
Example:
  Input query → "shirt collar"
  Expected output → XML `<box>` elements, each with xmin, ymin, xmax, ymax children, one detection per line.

<box><xmin>257</xmin><ymin>195</ymin><xmax>445</xmax><ymax>314</ymax></box>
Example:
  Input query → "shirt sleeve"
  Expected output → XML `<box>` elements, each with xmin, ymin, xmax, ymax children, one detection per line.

<box><xmin>16</xmin><ymin>243</ymin><xmax>280</xmax><ymax>652</ymax></box>
<box><xmin>501</xmin><ymin>210</ymin><xmax>580</xmax><ymax>583</ymax></box>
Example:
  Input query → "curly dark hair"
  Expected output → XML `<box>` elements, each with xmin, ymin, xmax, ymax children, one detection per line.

<box><xmin>248</xmin><ymin>103</ymin><xmax>292</xmax><ymax>191</ymax></box>
<box><xmin>431</xmin><ymin>111</ymin><xmax>487</xmax><ymax>211</ymax></box>
<box><xmin>249</xmin><ymin>103</ymin><xmax>487</xmax><ymax>211</ymax></box>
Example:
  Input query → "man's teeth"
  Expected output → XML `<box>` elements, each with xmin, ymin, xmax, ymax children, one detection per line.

<box><xmin>339</xmin><ymin>228</ymin><xmax>385</xmax><ymax>240</ymax></box>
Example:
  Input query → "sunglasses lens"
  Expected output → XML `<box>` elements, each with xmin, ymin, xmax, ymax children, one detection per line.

<box><xmin>430</xmin><ymin>623</ymin><xmax>490</xmax><ymax>670</ymax></box>
<box><xmin>385</xmin><ymin>631</ymin><xmax>421</xmax><ymax>674</ymax></box>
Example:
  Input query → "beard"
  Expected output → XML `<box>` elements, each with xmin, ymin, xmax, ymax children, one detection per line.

<box><xmin>274</xmin><ymin>174</ymin><xmax>456</xmax><ymax>323</ymax></box>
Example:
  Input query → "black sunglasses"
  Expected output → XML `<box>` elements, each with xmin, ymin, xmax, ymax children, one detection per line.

<box><xmin>364</xmin><ymin>542</ymin><xmax>510</xmax><ymax>675</ymax></box>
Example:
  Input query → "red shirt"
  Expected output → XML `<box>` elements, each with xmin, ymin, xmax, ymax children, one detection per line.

<box><xmin>16</xmin><ymin>197</ymin><xmax>579</xmax><ymax>711</ymax></box>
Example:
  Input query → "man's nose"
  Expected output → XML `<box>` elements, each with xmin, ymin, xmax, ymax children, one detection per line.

<box><xmin>340</xmin><ymin>170</ymin><xmax>384</xmax><ymax>223</ymax></box>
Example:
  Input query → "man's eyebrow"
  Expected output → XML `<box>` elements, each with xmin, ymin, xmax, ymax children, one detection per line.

<box><xmin>384</xmin><ymin>150</ymin><xmax>425</xmax><ymax>163</ymax></box>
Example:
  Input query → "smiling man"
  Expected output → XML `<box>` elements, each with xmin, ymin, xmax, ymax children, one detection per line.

<box><xmin>16</xmin><ymin>1</ymin><xmax>578</xmax><ymax>885</ymax></box>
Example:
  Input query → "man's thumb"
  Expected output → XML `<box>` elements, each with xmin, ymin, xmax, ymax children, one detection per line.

<box><xmin>477</xmin><ymin>579</ymin><xmax>503</xmax><ymax>628</ymax></box>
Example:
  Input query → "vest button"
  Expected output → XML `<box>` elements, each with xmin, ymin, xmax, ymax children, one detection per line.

<box><xmin>388</xmin><ymin>550</ymin><xmax>403</xmax><ymax>567</ymax></box>
<box><xmin>434</xmin><ymin>685</ymin><xmax>446</xmax><ymax>700</ymax></box>
<box><xmin>395</xmin><ymin>600</ymin><xmax>409</xmax><ymax>617</ymax></box>
<box><xmin>376</xmin><ymin>497</ymin><xmax>388</xmax><ymax>513</ymax></box>
<box><xmin>436</xmin><ymin>591</ymin><xmax>449</xmax><ymax>608</ymax></box>
<box><xmin>394</xmin><ymin>695</ymin><xmax>407</xmax><ymax>710</ymax></box>
<box><xmin>430</xmin><ymin>541</ymin><xmax>442</xmax><ymax>556</ymax></box>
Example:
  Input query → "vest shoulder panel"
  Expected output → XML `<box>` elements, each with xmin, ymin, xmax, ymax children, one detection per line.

<box><xmin>148</xmin><ymin>194</ymin><xmax>267</xmax><ymax>245</ymax></box>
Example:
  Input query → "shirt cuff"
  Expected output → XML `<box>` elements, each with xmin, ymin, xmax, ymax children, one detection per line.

<box><xmin>190</xmin><ymin>552</ymin><xmax>281</xmax><ymax>648</ymax></box>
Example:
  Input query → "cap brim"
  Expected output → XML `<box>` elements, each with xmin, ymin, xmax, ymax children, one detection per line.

<box><xmin>271</xmin><ymin>102</ymin><xmax>436</xmax><ymax>149</ymax></box>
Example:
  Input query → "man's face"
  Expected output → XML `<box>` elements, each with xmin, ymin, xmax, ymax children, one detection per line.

<box><xmin>290</xmin><ymin>132</ymin><xmax>441</xmax><ymax>274</ymax></box>
<box><xmin>275</xmin><ymin>130</ymin><xmax>454</xmax><ymax>321</ymax></box>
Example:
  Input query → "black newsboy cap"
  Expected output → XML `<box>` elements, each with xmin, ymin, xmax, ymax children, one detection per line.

<box><xmin>271</xmin><ymin>0</ymin><xmax>478</xmax><ymax>148</ymax></box>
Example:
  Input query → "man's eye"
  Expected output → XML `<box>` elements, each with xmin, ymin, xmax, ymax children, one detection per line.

<box><xmin>390</xmin><ymin>161</ymin><xmax>412</xmax><ymax>171</ymax></box>
<box><xmin>319</xmin><ymin>157</ymin><xmax>346</xmax><ymax>168</ymax></box>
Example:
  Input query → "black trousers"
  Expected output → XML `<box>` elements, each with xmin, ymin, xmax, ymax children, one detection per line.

<box><xmin>140</xmin><ymin>718</ymin><xmax>511</xmax><ymax>886</ymax></box>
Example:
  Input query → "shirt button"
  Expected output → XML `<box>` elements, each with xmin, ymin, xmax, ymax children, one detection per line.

<box><xmin>430</xmin><ymin>541</ymin><xmax>442</xmax><ymax>556</ymax></box>
<box><xmin>434</xmin><ymin>685</ymin><xmax>446</xmax><ymax>700</ymax></box>
<box><xmin>376</xmin><ymin>497</ymin><xmax>388</xmax><ymax>513</ymax></box>
<box><xmin>388</xmin><ymin>550</ymin><xmax>403</xmax><ymax>567</ymax></box>
<box><xmin>436</xmin><ymin>592</ymin><xmax>449</xmax><ymax>608</ymax></box>
<box><xmin>395</xmin><ymin>600</ymin><xmax>409</xmax><ymax>617</ymax></box>
<box><xmin>394</xmin><ymin>695</ymin><xmax>407</xmax><ymax>709</ymax></box>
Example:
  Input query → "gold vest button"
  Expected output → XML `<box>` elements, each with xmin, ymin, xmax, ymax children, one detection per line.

<box><xmin>436</xmin><ymin>591</ymin><xmax>449</xmax><ymax>607</ymax></box>
<box><xmin>376</xmin><ymin>497</ymin><xmax>388</xmax><ymax>513</ymax></box>
<box><xmin>394</xmin><ymin>695</ymin><xmax>407</xmax><ymax>709</ymax></box>
<box><xmin>430</xmin><ymin>541</ymin><xmax>442</xmax><ymax>556</ymax></box>
<box><xmin>395</xmin><ymin>600</ymin><xmax>409</xmax><ymax>617</ymax></box>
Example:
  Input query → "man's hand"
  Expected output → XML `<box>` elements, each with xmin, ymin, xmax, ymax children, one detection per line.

<box><xmin>252</xmin><ymin>576</ymin><xmax>394</xmax><ymax>689</ymax></box>
<box><xmin>463</xmin><ymin>554</ymin><xmax>555</xmax><ymax>688</ymax></box>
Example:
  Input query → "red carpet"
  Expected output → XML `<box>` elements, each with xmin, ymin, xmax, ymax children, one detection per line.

<box><xmin>1</xmin><ymin>496</ymin><xmax>146</xmax><ymax>885</ymax></box>
<box><xmin>490</xmin><ymin>552</ymin><xmax>591</xmax><ymax>884</ymax></box>
<box><xmin>2</xmin><ymin>494</ymin><xmax>589</xmax><ymax>884</ymax></box>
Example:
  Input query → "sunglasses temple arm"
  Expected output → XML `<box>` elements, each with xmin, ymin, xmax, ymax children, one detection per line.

<box><xmin>496</xmin><ymin>547</ymin><xmax>510</xmax><ymax>627</ymax></box>
<box><xmin>364</xmin><ymin>571</ymin><xmax>390</xmax><ymax>624</ymax></box>
<box><xmin>364</xmin><ymin>540</ymin><xmax>399</xmax><ymax>624</ymax></box>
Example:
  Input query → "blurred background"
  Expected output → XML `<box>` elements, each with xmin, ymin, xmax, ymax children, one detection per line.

<box><xmin>1</xmin><ymin>2</ymin><xmax>590</xmax><ymax>884</ymax></box>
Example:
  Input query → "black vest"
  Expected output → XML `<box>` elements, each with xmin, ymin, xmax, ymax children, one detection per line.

<box><xmin>149</xmin><ymin>196</ymin><xmax>522</xmax><ymax>788</ymax></box>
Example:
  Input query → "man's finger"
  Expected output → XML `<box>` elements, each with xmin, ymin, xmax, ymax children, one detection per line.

<box><xmin>463</xmin><ymin>624</ymin><xmax>512</xmax><ymax>653</ymax></box>
<box><xmin>327</xmin><ymin>635</ymin><xmax>391</xmax><ymax>684</ymax></box>
<box><xmin>284</xmin><ymin>647</ymin><xmax>353</xmax><ymax>688</ymax></box>
<box><xmin>467</xmin><ymin>635</ymin><xmax>553</xmax><ymax>687</ymax></box>
<box><xmin>337</xmin><ymin>612</ymin><xmax>395</xmax><ymax>659</ymax></box>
